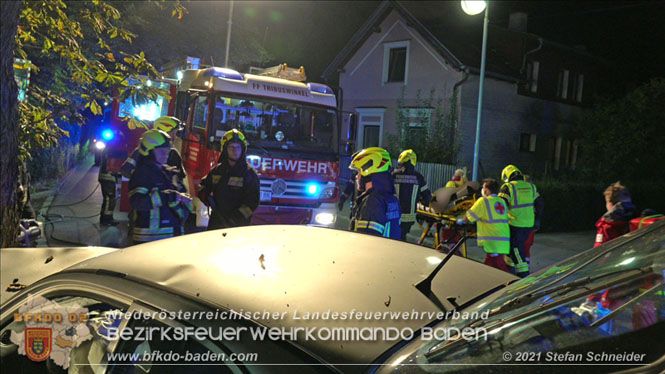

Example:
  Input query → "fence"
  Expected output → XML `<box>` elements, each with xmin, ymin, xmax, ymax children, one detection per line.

<box><xmin>339</xmin><ymin>156</ymin><xmax>461</xmax><ymax>190</ymax></box>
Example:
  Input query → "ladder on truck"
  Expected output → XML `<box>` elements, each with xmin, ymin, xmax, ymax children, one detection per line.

<box><xmin>249</xmin><ymin>63</ymin><xmax>307</xmax><ymax>82</ymax></box>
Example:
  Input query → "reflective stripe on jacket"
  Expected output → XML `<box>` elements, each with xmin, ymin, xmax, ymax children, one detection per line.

<box><xmin>465</xmin><ymin>195</ymin><xmax>510</xmax><ymax>254</ymax></box>
<box><xmin>499</xmin><ymin>180</ymin><xmax>539</xmax><ymax>227</ymax></box>
<box><xmin>129</xmin><ymin>160</ymin><xmax>183</xmax><ymax>242</ymax></box>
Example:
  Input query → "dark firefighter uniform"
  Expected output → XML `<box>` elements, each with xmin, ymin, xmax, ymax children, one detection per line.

<box><xmin>120</xmin><ymin>116</ymin><xmax>187</xmax><ymax>191</ymax></box>
<box><xmin>98</xmin><ymin>147</ymin><xmax>118</xmax><ymax>225</ymax></box>
<box><xmin>349</xmin><ymin>147</ymin><xmax>401</xmax><ymax>239</ymax></box>
<box><xmin>129</xmin><ymin>130</ymin><xmax>192</xmax><ymax>243</ymax></box>
<box><xmin>198</xmin><ymin>129</ymin><xmax>260</xmax><ymax>230</ymax></box>
<box><xmin>498</xmin><ymin>165</ymin><xmax>544</xmax><ymax>278</ymax></box>
<box><xmin>392</xmin><ymin>149</ymin><xmax>431</xmax><ymax>241</ymax></box>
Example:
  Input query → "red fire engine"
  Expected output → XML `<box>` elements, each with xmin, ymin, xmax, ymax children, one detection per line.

<box><xmin>173</xmin><ymin>64</ymin><xmax>341</xmax><ymax>227</ymax></box>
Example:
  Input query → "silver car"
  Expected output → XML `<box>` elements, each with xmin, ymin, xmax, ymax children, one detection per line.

<box><xmin>1</xmin><ymin>223</ymin><xmax>663</xmax><ymax>373</ymax></box>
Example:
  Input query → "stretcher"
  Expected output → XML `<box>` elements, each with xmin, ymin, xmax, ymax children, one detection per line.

<box><xmin>415</xmin><ymin>182</ymin><xmax>481</xmax><ymax>258</ymax></box>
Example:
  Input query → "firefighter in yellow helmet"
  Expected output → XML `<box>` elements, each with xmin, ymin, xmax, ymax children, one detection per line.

<box><xmin>392</xmin><ymin>149</ymin><xmax>431</xmax><ymax>241</ymax></box>
<box><xmin>198</xmin><ymin>129</ymin><xmax>260</xmax><ymax>229</ymax></box>
<box><xmin>120</xmin><ymin>116</ymin><xmax>187</xmax><ymax>191</ymax></box>
<box><xmin>498</xmin><ymin>164</ymin><xmax>544</xmax><ymax>277</ymax></box>
<box><xmin>349</xmin><ymin>147</ymin><xmax>401</xmax><ymax>239</ymax></box>
<box><xmin>128</xmin><ymin>130</ymin><xmax>192</xmax><ymax>244</ymax></box>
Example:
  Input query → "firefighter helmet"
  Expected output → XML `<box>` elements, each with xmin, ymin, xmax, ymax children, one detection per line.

<box><xmin>349</xmin><ymin>147</ymin><xmax>392</xmax><ymax>177</ymax></box>
<box><xmin>398</xmin><ymin>149</ymin><xmax>417</xmax><ymax>167</ymax></box>
<box><xmin>221</xmin><ymin>129</ymin><xmax>248</xmax><ymax>152</ymax></box>
<box><xmin>501</xmin><ymin>164</ymin><xmax>522</xmax><ymax>182</ymax></box>
<box><xmin>153</xmin><ymin>116</ymin><xmax>182</xmax><ymax>133</ymax></box>
<box><xmin>138</xmin><ymin>130</ymin><xmax>171</xmax><ymax>156</ymax></box>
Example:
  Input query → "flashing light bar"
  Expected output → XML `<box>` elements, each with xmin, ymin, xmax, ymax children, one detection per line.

<box><xmin>307</xmin><ymin>83</ymin><xmax>335</xmax><ymax>95</ymax></box>
<box><xmin>203</xmin><ymin>67</ymin><xmax>244</xmax><ymax>81</ymax></box>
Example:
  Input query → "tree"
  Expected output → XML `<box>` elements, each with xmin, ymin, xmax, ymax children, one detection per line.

<box><xmin>386</xmin><ymin>88</ymin><xmax>460</xmax><ymax>165</ymax></box>
<box><xmin>1</xmin><ymin>0</ymin><xmax>185</xmax><ymax>248</ymax></box>
<box><xmin>575</xmin><ymin>78</ymin><xmax>665</xmax><ymax>183</ymax></box>
<box><xmin>1</xmin><ymin>0</ymin><xmax>22</xmax><ymax>248</ymax></box>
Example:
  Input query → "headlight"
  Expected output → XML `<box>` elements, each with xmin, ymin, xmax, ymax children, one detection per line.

<box><xmin>94</xmin><ymin>141</ymin><xmax>106</xmax><ymax>150</ymax></box>
<box><xmin>321</xmin><ymin>187</ymin><xmax>335</xmax><ymax>199</ymax></box>
<box><xmin>315</xmin><ymin>212</ymin><xmax>335</xmax><ymax>225</ymax></box>
<box><xmin>200</xmin><ymin>205</ymin><xmax>209</xmax><ymax>219</ymax></box>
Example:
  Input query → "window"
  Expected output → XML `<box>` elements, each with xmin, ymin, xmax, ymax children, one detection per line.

<box><xmin>575</xmin><ymin>74</ymin><xmax>584</xmax><ymax>102</ymax></box>
<box><xmin>527</xmin><ymin>61</ymin><xmax>539</xmax><ymax>93</ymax></box>
<box><xmin>207</xmin><ymin>94</ymin><xmax>338</xmax><ymax>153</ymax></box>
<box><xmin>565</xmin><ymin>139</ymin><xmax>579</xmax><ymax>169</ymax></box>
<box><xmin>519</xmin><ymin>133</ymin><xmax>537</xmax><ymax>152</ymax></box>
<box><xmin>557</xmin><ymin>69</ymin><xmax>570</xmax><ymax>99</ymax></box>
<box><xmin>399</xmin><ymin>108</ymin><xmax>432</xmax><ymax>129</ymax></box>
<box><xmin>355</xmin><ymin>108</ymin><xmax>385</xmax><ymax>148</ymax></box>
<box><xmin>382</xmin><ymin>41</ymin><xmax>410</xmax><ymax>85</ymax></box>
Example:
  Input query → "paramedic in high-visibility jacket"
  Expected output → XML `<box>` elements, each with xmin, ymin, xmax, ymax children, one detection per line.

<box><xmin>198</xmin><ymin>129</ymin><xmax>260</xmax><ymax>230</ymax></box>
<box><xmin>348</xmin><ymin>147</ymin><xmax>401</xmax><ymax>239</ymax></box>
<box><xmin>129</xmin><ymin>130</ymin><xmax>192</xmax><ymax>244</ymax></box>
<box><xmin>498</xmin><ymin>164</ymin><xmax>544</xmax><ymax>278</ymax></box>
<box><xmin>392</xmin><ymin>149</ymin><xmax>431</xmax><ymax>241</ymax></box>
<box><xmin>460</xmin><ymin>178</ymin><xmax>510</xmax><ymax>272</ymax></box>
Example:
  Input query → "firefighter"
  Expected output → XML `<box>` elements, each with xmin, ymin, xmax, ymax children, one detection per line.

<box><xmin>522</xmin><ymin>174</ymin><xmax>543</xmax><ymax>264</ymax></box>
<box><xmin>98</xmin><ymin>145</ymin><xmax>119</xmax><ymax>226</ymax></box>
<box><xmin>445</xmin><ymin>169</ymin><xmax>468</xmax><ymax>188</ymax></box>
<box><xmin>348</xmin><ymin>147</ymin><xmax>401</xmax><ymax>239</ymax></box>
<box><xmin>392</xmin><ymin>149</ymin><xmax>431</xmax><ymax>241</ymax></box>
<box><xmin>459</xmin><ymin>178</ymin><xmax>510</xmax><ymax>272</ymax></box>
<box><xmin>595</xmin><ymin>181</ymin><xmax>635</xmax><ymax>247</ymax></box>
<box><xmin>338</xmin><ymin>171</ymin><xmax>357</xmax><ymax>218</ymax></box>
<box><xmin>198</xmin><ymin>129</ymin><xmax>260</xmax><ymax>230</ymax></box>
<box><xmin>120</xmin><ymin>116</ymin><xmax>186</xmax><ymax>191</ymax></box>
<box><xmin>129</xmin><ymin>130</ymin><xmax>192</xmax><ymax>244</ymax></box>
<box><xmin>498</xmin><ymin>164</ymin><xmax>544</xmax><ymax>278</ymax></box>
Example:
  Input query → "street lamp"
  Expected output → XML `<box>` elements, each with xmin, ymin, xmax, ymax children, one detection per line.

<box><xmin>461</xmin><ymin>0</ymin><xmax>488</xmax><ymax>182</ymax></box>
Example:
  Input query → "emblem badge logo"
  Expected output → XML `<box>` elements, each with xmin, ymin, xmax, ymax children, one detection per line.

<box><xmin>26</xmin><ymin>328</ymin><xmax>52</xmax><ymax>362</ymax></box>
<box><xmin>271</xmin><ymin>179</ymin><xmax>287</xmax><ymax>196</ymax></box>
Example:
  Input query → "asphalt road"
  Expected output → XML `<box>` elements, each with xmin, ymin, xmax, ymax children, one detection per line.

<box><xmin>34</xmin><ymin>154</ymin><xmax>596</xmax><ymax>274</ymax></box>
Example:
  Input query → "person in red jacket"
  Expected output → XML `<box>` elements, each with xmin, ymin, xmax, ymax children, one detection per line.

<box><xmin>594</xmin><ymin>181</ymin><xmax>635</xmax><ymax>247</ymax></box>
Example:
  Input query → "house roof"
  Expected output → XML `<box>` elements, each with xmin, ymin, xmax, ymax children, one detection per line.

<box><xmin>322</xmin><ymin>0</ymin><xmax>606</xmax><ymax>82</ymax></box>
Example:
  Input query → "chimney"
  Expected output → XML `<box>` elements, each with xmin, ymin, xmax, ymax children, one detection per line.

<box><xmin>508</xmin><ymin>12</ymin><xmax>528</xmax><ymax>33</ymax></box>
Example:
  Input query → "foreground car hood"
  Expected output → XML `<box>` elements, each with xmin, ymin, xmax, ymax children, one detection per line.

<box><xmin>62</xmin><ymin>225</ymin><xmax>516</xmax><ymax>367</ymax></box>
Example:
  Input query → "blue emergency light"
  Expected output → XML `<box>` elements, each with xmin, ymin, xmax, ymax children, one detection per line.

<box><xmin>306</xmin><ymin>183</ymin><xmax>318</xmax><ymax>195</ymax></box>
<box><xmin>101</xmin><ymin>129</ymin><xmax>114</xmax><ymax>141</ymax></box>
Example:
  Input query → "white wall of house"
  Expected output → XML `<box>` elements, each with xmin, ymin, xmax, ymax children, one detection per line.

<box><xmin>337</xmin><ymin>9</ymin><xmax>583</xmax><ymax>181</ymax></box>
<box><xmin>339</xmin><ymin>10</ymin><xmax>464</xmax><ymax>150</ymax></box>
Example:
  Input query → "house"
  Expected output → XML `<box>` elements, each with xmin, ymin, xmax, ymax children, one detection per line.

<box><xmin>322</xmin><ymin>0</ymin><xmax>609</xmax><ymax>181</ymax></box>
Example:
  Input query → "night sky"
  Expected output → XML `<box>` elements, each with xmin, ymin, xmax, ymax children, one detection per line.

<box><xmin>180</xmin><ymin>1</ymin><xmax>665</xmax><ymax>92</ymax></box>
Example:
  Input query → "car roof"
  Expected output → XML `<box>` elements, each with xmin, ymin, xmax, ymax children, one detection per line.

<box><xmin>58</xmin><ymin>225</ymin><xmax>515</xmax><ymax>367</ymax></box>
<box><xmin>1</xmin><ymin>246</ymin><xmax>118</xmax><ymax>305</ymax></box>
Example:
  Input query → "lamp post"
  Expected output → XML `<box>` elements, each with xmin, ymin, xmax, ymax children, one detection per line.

<box><xmin>461</xmin><ymin>0</ymin><xmax>488</xmax><ymax>182</ymax></box>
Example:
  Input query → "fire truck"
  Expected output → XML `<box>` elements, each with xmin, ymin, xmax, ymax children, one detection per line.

<box><xmin>173</xmin><ymin>64</ymin><xmax>341</xmax><ymax>228</ymax></box>
<box><xmin>99</xmin><ymin>78</ymin><xmax>178</xmax><ymax>211</ymax></box>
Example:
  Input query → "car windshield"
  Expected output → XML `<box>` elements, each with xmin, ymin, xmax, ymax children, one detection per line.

<box><xmin>386</xmin><ymin>222</ymin><xmax>665</xmax><ymax>371</ymax></box>
<box><xmin>210</xmin><ymin>93</ymin><xmax>338</xmax><ymax>154</ymax></box>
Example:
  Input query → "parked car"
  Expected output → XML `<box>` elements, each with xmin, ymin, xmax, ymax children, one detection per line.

<box><xmin>1</xmin><ymin>223</ymin><xmax>663</xmax><ymax>373</ymax></box>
